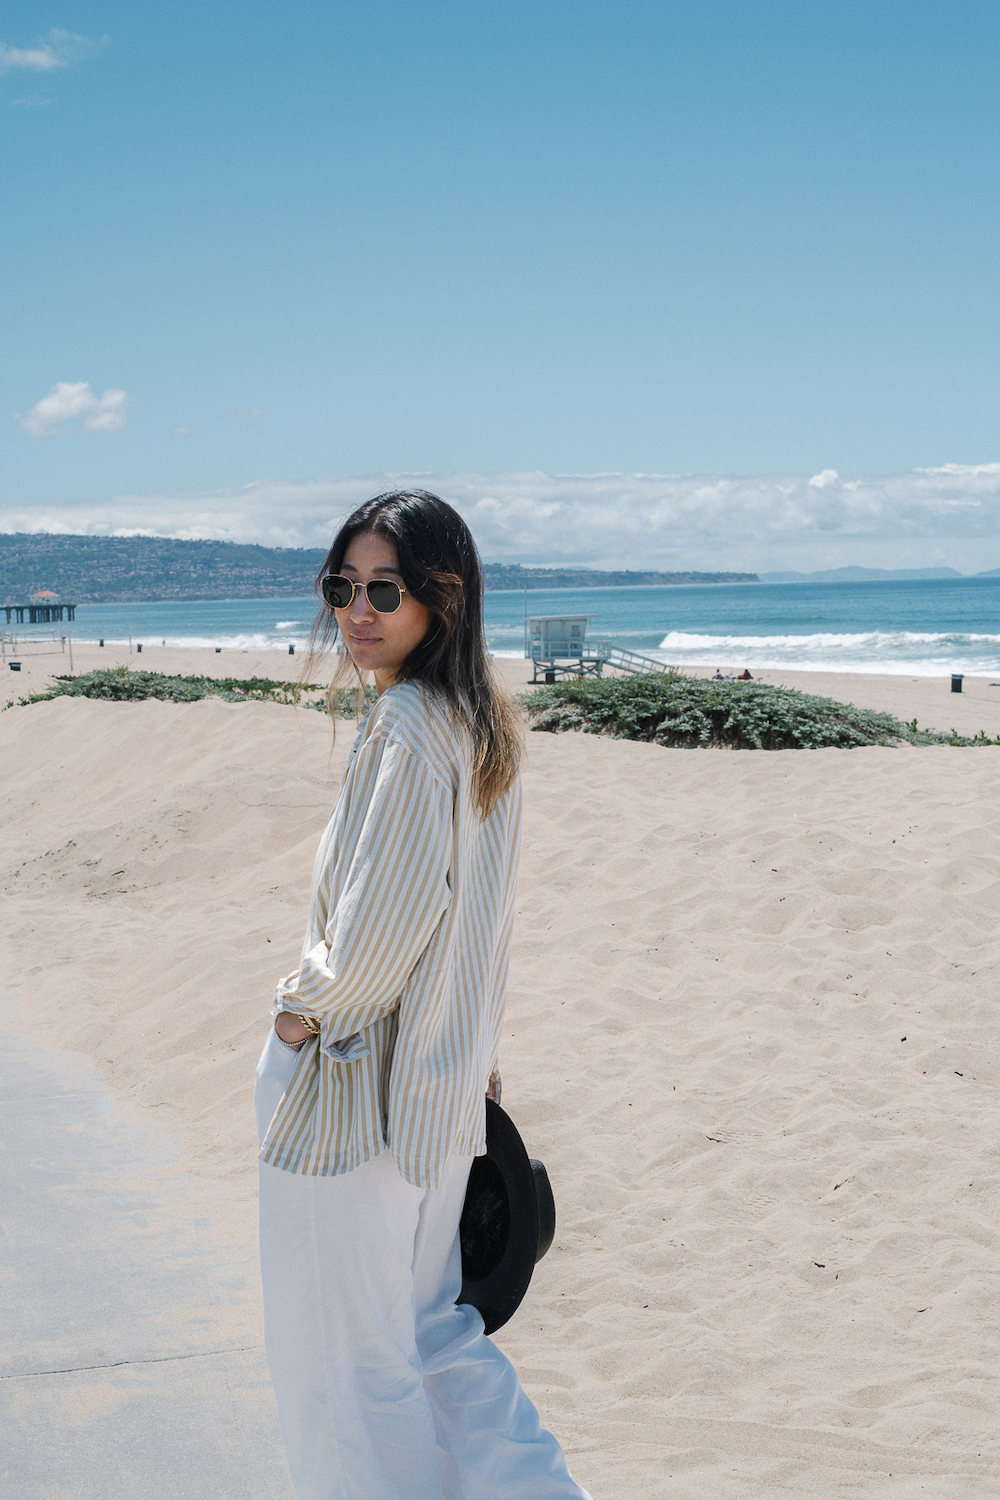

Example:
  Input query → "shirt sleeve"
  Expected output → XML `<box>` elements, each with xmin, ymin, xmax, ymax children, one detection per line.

<box><xmin>274</xmin><ymin>735</ymin><xmax>454</xmax><ymax>1045</ymax></box>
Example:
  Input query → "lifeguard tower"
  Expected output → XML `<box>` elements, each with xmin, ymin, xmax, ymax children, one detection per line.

<box><xmin>525</xmin><ymin>612</ymin><xmax>674</xmax><ymax>682</ymax></box>
<box><xmin>526</xmin><ymin>615</ymin><xmax>602</xmax><ymax>683</ymax></box>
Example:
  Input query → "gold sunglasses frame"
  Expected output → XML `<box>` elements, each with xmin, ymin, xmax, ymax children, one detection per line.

<box><xmin>321</xmin><ymin>575</ymin><xmax>408</xmax><ymax>614</ymax></box>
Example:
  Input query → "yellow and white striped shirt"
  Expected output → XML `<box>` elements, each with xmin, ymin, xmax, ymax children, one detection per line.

<box><xmin>259</xmin><ymin>681</ymin><xmax>522</xmax><ymax>1189</ymax></box>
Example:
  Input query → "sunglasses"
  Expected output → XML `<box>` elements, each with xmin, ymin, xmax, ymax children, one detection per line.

<box><xmin>321</xmin><ymin>574</ymin><xmax>408</xmax><ymax>614</ymax></box>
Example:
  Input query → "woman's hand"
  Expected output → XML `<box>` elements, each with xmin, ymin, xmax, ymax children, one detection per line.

<box><xmin>275</xmin><ymin>1011</ymin><xmax>315</xmax><ymax>1048</ymax></box>
<box><xmin>486</xmin><ymin>1068</ymin><xmax>501</xmax><ymax>1104</ymax></box>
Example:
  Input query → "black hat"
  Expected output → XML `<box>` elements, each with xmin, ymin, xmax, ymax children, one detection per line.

<box><xmin>458</xmin><ymin>1098</ymin><xmax>556</xmax><ymax>1335</ymax></box>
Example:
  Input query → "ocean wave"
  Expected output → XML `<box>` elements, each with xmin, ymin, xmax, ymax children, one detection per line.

<box><xmin>658</xmin><ymin>630</ymin><xmax>1000</xmax><ymax>650</ymax></box>
<box><xmin>70</xmin><ymin>632</ymin><xmax>309</xmax><ymax>652</ymax></box>
<box><xmin>655</xmin><ymin>629</ymin><xmax>1000</xmax><ymax>676</ymax></box>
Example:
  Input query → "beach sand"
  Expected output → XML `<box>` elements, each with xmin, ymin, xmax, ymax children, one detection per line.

<box><xmin>2</xmin><ymin>648</ymin><xmax>999</xmax><ymax>1496</ymax></box>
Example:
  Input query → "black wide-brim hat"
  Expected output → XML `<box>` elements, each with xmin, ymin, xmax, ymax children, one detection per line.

<box><xmin>458</xmin><ymin>1098</ymin><xmax>556</xmax><ymax>1335</ymax></box>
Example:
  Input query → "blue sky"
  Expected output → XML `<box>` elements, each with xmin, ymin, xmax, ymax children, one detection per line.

<box><xmin>3</xmin><ymin>1</ymin><xmax>1000</xmax><ymax>569</ymax></box>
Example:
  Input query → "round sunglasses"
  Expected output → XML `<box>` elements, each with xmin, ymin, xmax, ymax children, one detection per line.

<box><xmin>321</xmin><ymin>574</ymin><xmax>408</xmax><ymax>614</ymax></box>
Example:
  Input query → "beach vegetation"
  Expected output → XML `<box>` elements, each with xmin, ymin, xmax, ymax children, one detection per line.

<box><xmin>3</xmin><ymin>667</ymin><xmax>371</xmax><ymax>715</ymax></box>
<box><xmin>519</xmin><ymin>673</ymin><xmax>1000</xmax><ymax>750</ymax></box>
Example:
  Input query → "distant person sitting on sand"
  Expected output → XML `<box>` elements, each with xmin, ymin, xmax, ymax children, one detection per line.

<box><xmin>254</xmin><ymin>490</ymin><xmax>593</xmax><ymax>1500</ymax></box>
<box><xmin>738</xmin><ymin>669</ymin><xmax>753</xmax><ymax>680</ymax></box>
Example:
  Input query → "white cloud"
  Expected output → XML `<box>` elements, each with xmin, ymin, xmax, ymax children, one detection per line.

<box><xmin>0</xmin><ymin>29</ymin><xmax>103</xmax><ymax>75</ymax></box>
<box><xmin>14</xmin><ymin>381</ymin><xmax>131</xmax><ymax>439</ymax></box>
<box><xmin>5</xmin><ymin>464</ymin><xmax>1000</xmax><ymax>573</ymax></box>
<box><xmin>808</xmin><ymin>468</ymin><xmax>840</xmax><ymax>489</ymax></box>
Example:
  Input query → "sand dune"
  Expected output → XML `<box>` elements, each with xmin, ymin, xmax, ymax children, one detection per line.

<box><xmin>2</xmin><ymin>659</ymin><xmax>998</xmax><ymax>1496</ymax></box>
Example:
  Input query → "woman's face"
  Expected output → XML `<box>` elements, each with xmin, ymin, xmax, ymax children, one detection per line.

<box><xmin>336</xmin><ymin>530</ymin><xmax>433</xmax><ymax>693</ymax></box>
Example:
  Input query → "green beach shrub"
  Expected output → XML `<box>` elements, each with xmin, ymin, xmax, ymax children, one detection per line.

<box><xmin>518</xmin><ymin>673</ymin><xmax>1000</xmax><ymax>750</ymax></box>
<box><xmin>4</xmin><ymin>668</ymin><xmax>382</xmax><ymax>717</ymax></box>
<box><xmin>7</xmin><ymin>667</ymin><xmax>327</xmax><ymax>709</ymax></box>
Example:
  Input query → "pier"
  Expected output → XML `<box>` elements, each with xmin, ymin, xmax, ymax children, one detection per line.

<box><xmin>3</xmin><ymin>596</ymin><xmax>78</xmax><ymax>625</ymax></box>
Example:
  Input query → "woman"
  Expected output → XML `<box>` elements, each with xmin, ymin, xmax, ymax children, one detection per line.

<box><xmin>254</xmin><ymin>491</ymin><xmax>592</xmax><ymax>1500</ymax></box>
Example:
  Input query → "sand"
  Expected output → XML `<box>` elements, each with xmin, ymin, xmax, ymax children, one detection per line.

<box><xmin>2</xmin><ymin>647</ymin><xmax>999</xmax><ymax>1496</ymax></box>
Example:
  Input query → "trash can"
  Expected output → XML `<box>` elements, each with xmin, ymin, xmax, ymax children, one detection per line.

<box><xmin>951</xmin><ymin>674</ymin><xmax>963</xmax><ymax>693</ymax></box>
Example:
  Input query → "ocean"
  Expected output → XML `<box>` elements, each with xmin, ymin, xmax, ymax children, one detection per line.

<box><xmin>6</xmin><ymin>576</ymin><xmax>1000</xmax><ymax>677</ymax></box>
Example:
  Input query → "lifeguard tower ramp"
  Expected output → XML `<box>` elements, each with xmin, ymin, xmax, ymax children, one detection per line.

<box><xmin>526</xmin><ymin>614</ymin><xmax>671</xmax><ymax>682</ymax></box>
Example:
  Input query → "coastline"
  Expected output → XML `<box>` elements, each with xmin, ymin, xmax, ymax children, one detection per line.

<box><xmin>6</xmin><ymin>639</ymin><xmax>1000</xmax><ymax>738</ymax></box>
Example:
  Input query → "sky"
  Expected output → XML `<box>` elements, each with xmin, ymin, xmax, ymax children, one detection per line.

<box><xmin>2</xmin><ymin>1</ymin><xmax>1000</xmax><ymax>571</ymax></box>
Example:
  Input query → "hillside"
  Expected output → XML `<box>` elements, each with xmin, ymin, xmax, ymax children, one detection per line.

<box><xmin>759</xmin><ymin>566</ymin><xmax>965</xmax><ymax>583</ymax></box>
<box><xmin>481</xmin><ymin>563</ymin><xmax>758</xmax><ymax>589</ymax></box>
<box><xmin>0</xmin><ymin>533</ymin><xmax>327</xmax><ymax>603</ymax></box>
<box><xmin>0</xmin><ymin>533</ymin><xmax>758</xmax><ymax>603</ymax></box>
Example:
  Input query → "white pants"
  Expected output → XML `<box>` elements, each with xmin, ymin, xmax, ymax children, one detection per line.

<box><xmin>256</xmin><ymin>1028</ymin><xmax>592</xmax><ymax>1500</ymax></box>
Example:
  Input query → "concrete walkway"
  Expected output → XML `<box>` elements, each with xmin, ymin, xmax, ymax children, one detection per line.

<box><xmin>0</xmin><ymin>1003</ymin><xmax>294</xmax><ymax>1499</ymax></box>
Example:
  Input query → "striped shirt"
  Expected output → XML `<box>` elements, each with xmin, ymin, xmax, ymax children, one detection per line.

<box><xmin>259</xmin><ymin>681</ymin><xmax>522</xmax><ymax>1189</ymax></box>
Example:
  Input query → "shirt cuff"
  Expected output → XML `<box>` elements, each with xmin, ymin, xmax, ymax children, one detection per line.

<box><xmin>319</xmin><ymin>1030</ymin><xmax>369</xmax><ymax>1062</ymax></box>
<box><xmin>272</xmin><ymin>970</ymin><xmax>303</xmax><ymax>1019</ymax></box>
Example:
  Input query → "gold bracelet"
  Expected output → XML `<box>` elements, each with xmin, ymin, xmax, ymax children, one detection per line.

<box><xmin>278</xmin><ymin>1011</ymin><xmax>320</xmax><ymax>1035</ymax></box>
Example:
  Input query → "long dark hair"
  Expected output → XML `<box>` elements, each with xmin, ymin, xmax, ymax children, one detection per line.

<box><xmin>306</xmin><ymin>490</ymin><xmax>521</xmax><ymax>817</ymax></box>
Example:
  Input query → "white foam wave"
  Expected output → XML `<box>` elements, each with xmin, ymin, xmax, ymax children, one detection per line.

<box><xmin>70</xmin><ymin>632</ymin><xmax>308</xmax><ymax>652</ymax></box>
<box><xmin>659</xmin><ymin>630</ymin><xmax>1000</xmax><ymax>650</ymax></box>
<box><xmin>656</xmin><ymin>629</ymin><xmax>1000</xmax><ymax>676</ymax></box>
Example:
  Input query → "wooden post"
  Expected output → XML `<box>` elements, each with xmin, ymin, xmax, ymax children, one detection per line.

<box><xmin>129</xmin><ymin>625</ymin><xmax>133</xmax><ymax>655</ymax></box>
<box><xmin>68</xmin><ymin>626</ymin><xmax>74</xmax><ymax>674</ymax></box>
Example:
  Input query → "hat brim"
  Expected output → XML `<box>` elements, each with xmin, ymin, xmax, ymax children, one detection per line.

<box><xmin>457</xmin><ymin>1099</ymin><xmax>555</xmax><ymax>1335</ymax></box>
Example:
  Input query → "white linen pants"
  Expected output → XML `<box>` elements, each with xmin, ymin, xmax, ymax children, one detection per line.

<box><xmin>256</xmin><ymin>1028</ymin><xmax>592</xmax><ymax>1500</ymax></box>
